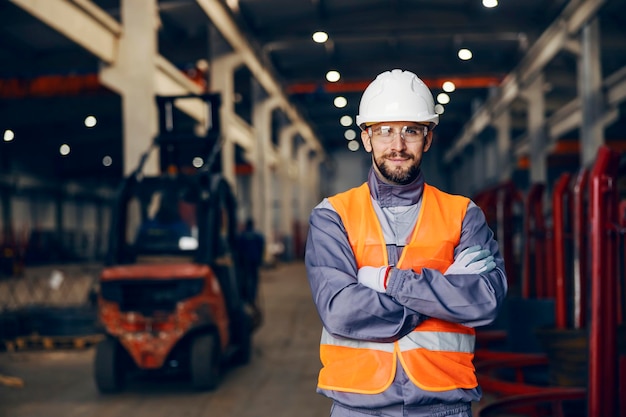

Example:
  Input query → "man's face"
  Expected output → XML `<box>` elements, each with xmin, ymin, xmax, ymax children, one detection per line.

<box><xmin>361</xmin><ymin>121</ymin><xmax>433</xmax><ymax>185</ymax></box>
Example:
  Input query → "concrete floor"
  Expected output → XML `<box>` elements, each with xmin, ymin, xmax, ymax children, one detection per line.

<box><xmin>0</xmin><ymin>261</ymin><xmax>526</xmax><ymax>417</ymax></box>
<box><xmin>0</xmin><ymin>262</ymin><xmax>332</xmax><ymax>417</ymax></box>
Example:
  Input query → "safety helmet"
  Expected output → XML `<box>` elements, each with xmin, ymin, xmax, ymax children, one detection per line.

<box><xmin>356</xmin><ymin>69</ymin><xmax>439</xmax><ymax>128</ymax></box>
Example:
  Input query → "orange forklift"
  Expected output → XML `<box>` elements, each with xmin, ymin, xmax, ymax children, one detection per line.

<box><xmin>94</xmin><ymin>94</ymin><xmax>259</xmax><ymax>393</ymax></box>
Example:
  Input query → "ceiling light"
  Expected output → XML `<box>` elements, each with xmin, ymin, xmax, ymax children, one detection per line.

<box><xmin>344</xmin><ymin>129</ymin><xmax>356</xmax><ymax>140</ymax></box>
<box><xmin>334</xmin><ymin>96</ymin><xmax>347</xmax><ymax>108</ymax></box>
<box><xmin>434</xmin><ymin>104</ymin><xmax>445</xmax><ymax>115</ymax></box>
<box><xmin>196</xmin><ymin>59</ymin><xmax>209</xmax><ymax>72</ymax></box>
<box><xmin>102</xmin><ymin>155</ymin><xmax>113</xmax><ymax>167</ymax></box>
<box><xmin>59</xmin><ymin>144</ymin><xmax>71</xmax><ymax>156</ymax></box>
<box><xmin>482</xmin><ymin>0</ymin><xmax>498</xmax><ymax>8</ymax></box>
<box><xmin>442</xmin><ymin>81</ymin><xmax>456</xmax><ymax>92</ymax></box>
<box><xmin>3</xmin><ymin>129</ymin><xmax>14</xmax><ymax>142</ymax></box>
<box><xmin>340</xmin><ymin>115</ymin><xmax>353</xmax><ymax>126</ymax></box>
<box><xmin>312</xmin><ymin>31</ymin><xmax>329</xmax><ymax>43</ymax></box>
<box><xmin>458</xmin><ymin>48</ymin><xmax>473</xmax><ymax>60</ymax></box>
<box><xmin>192</xmin><ymin>157</ymin><xmax>204</xmax><ymax>168</ymax></box>
<box><xmin>326</xmin><ymin>70</ymin><xmax>341</xmax><ymax>82</ymax></box>
<box><xmin>437</xmin><ymin>93</ymin><xmax>450</xmax><ymax>105</ymax></box>
<box><xmin>347</xmin><ymin>140</ymin><xmax>360</xmax><ymax>152</ymax></box>
<box><xmin>84</xmin><ymin>115</ymin><xmax>97</xmax><ymax>128</ymax></box>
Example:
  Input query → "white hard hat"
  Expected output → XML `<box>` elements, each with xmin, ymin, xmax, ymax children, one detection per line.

<box><xmin>356</xmin><ymin>69</ymin><xmax>439</xmax><ymax>128</ymax></box>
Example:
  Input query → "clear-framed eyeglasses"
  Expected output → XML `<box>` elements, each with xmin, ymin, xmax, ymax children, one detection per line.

<box><xmin>367</xmin><ymin>124</ymin><xmax>429</xmax><ymax>143</ymax></box>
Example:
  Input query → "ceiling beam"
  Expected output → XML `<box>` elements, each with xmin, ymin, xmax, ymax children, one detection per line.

<box><xmin>286</xmin><ymin>76</ymin><xmax>505</xmax><ymax>95</ymax></box>
<box><xmin>195</xmin><ymin>0</ymin><xmax>325</xmax><ymax>155</ymax></box>
<box><xmin>10</xmin><ymin>0</ymin><xmax>206</xmax><ymax>119</ymax></box>
<box><xmin>444</xmin><ymin>0</ymin><xmax>606</xmax><ymax>163</ymax></box>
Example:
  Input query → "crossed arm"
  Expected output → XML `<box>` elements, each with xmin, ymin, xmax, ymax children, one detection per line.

<box><xmin>304</xmin><ymin>201</ymin><xmax>508</xmax><ymax>343</ymax></box>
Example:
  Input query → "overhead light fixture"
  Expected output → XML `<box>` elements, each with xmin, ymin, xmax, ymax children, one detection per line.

<box><xmin>326</xmin><ymin>70</ymin><xmax>341</xmax><ymax>82</ymax></box>
<box><xmin>344</xmin><ymin>129</ymin><xmax>356</xmax><ymax>140</ymax></box>
<box><xmin>434</xmin><ymin>104</ymin><xmax>445</xmax><ymax>115</ymax></box>
<box><xmin>312</xmin><ymin>31</ymin><xmax>329</xmax><ymax>43</ymax></box>
<box><xmin>442</xmin><ymin>81</ymin><xmax>456</xmax><ymax>92</ymax></box>
<box><xmin>102</xmin><ymin>156</ymin><xmax>113</xmax><ymax>167</ymax></box>
<box><xmin>482</xmin><ymin>0</ymin><xmax>498</xmax><ymax>8</ymax></box>
<box><xmin>347</xmin><ymin>140</ymin><xmax>360</xmax><ymax>152</ymax></box>
<box><xmin>458</xmin><ymin>48</ymin><xmax>473</xmax><ymax>60</ymax></box>
<box><xmin>59</xmin><ymin>144</ymin><xmax>71</xmax><ymax>156</ymax></box>
<box><xmin>340</xmin><ymin>115</ymin><xmax>353</xmax><ymax>126</ymax></box>
<box><xmin>437</xmin><ymin>93</ymin><xmax>450</xmax><ymax>105</ymax></box>
<box><xmin>334</xmin><ymin>96</ymin><xmax>347</xmax><ymax>108</ymax></box>
<box><xmin>84</xmin><ymin>115</ymin><xmax>97</xmax><ymax>128</ymax></box>
<box><xmin>192</xmin><ymin>157</ymin><xmax>204</xmax><ymax>168</ymax></box>
<box><xmin>3</xmin><ymin>129</ymin><xmax>15</xmax><ymax>142</ymax></box>
<box><xmin>196</xmin><ymin>59</ymin><xmax>209</xmax><ymax>72</ymax></box>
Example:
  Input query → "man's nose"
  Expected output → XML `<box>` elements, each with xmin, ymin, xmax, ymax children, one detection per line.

<box><xmin>389</xmin><ymin>132</ymin><xmax>407</xmax><ymax>149</ymax></box>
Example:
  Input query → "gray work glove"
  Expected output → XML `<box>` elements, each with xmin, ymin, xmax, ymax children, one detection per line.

<box><xmin>357</xmin><ymin>266</ymin><xmax>389</xmax><ymax>292</ymax></box>
<box><xmin>445</xmin><ymin>245</ymin><xmax>495</xmax><ymax>275</ymax></box>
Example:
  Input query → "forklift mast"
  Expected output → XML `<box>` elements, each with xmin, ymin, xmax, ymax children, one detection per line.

<box><xmin>155</xmin><ymin>93</ymin><xmax>222</xmax><ymax>174</ymax></box>
<box><xmin>106</xmin><ymin>92</ymin><xmax>239</xmax><ymax>268</ymax></box>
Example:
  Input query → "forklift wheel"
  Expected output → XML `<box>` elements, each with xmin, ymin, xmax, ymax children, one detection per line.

<box><xmin>190</xmin><ymin>332</ymin><xmax>221</xmax><ymax>391</ymax></box>
<box><xmin>94</xmin><ymin>337</ymin><xmax>126</xmax><ymax>393</ymax></box>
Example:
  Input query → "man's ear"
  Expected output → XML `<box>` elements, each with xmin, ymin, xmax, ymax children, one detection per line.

<box><xmin>361</xmin><ymin>130</ymin><xmax>372</xmax><ymax>153</ymax></box>
<box><xmin>423</xmin><ymin>131</ymin><xmax>433</xmax><ymax>152</ymax></box>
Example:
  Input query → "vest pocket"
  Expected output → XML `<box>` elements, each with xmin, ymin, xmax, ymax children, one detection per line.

<box><xmin>399</xmin><ymin>348</ymin><xmax>477</xmax><ymax>391</ymax></box>
<box><xmin>319</xmin><ymin>344</ymin><xmax>395</xmax><ymax>394</ymax></box>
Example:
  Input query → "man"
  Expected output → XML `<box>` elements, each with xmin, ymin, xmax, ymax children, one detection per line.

<box><xmin>305</xmin><ymin>69</ymin><xmax>508</xmax><ymax>417</ymax></box>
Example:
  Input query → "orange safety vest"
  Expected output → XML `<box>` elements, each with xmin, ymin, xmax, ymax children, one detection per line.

<box><xmin>320</xmin><ymin>183</ymin><xmax>477</xmax><ymax>394</ymax></box>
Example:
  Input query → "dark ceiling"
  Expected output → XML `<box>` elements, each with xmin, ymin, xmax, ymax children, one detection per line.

<box><xmin>1</xmin><ymin>0</ymin><xmax>625</xmax><ymax>183</ymax></box>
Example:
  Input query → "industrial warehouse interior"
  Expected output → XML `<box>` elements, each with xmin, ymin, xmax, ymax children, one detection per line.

<box><xmin>0</xmin><ymin>1</ymin><xmax>625</xmax><ymax>416</ymax></box>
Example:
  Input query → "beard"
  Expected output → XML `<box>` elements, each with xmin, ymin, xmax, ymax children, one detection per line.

<box><xmin>373</xmin><ymin>151</ymin><xmax>421</xmax><ymax>185</ymax></box>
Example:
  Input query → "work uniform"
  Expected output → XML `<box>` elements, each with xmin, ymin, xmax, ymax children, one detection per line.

<box><xmin>305</xmin><ymin>168</ymin><xmax>508</xmax><ymax>417</ymax></box>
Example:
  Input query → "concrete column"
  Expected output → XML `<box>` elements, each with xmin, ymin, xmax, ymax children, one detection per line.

<box><xmin>300</xmin><ymin>150</ymin><xmax>322</xmax><ymax>218</ymax></box>
<box><xmin>251</xmin><ymin>85</ymin><xmax>280</xmax><ymax>248</ymax></box>
<box><xmin>484</xmin><ymin>133</ymin><xmax>498</xmax><ymax>184</ymax></box>
<box><xmin>100</xmin><ymin>0</ymin><xmax>159</xmax><ymax>176</ymax></box>
<box><xmin>210</xmin><ymin>52</ymin><xmax>244</xmax><ymax>190</ymax></box>
<box><xmin>278</xmin><ymin>125</ymin><xmax>298</xmax><ymax>260</ymax></box>
<box><xmin>494</xmin><ymin>110</ymin><xmax>512</xmax><ymax>181</ymax></box>
<box><xmin>309</xmin><ymin>154</ymin><xmax>323</xmax><ymax>211</ymax></box>
<box><xmin>473</xmin><ymin>139</ymin><xmax>486</xmax><ymax>192</ymax></box>
<box><xmin>525</xmin><ymin>73</ymin><xmax>547</xmax><ymax>184</ymax></box>
<box><xmin>297</xmin><ymin>145</ymin><xmax>312</xmax><ymax>223</ymax></box>
<box><xmin>579</xmin><ymin>18</ymin><xmax>604</xmax><ymax>167</ymax></box>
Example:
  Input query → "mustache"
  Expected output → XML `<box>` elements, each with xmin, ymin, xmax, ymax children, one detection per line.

<box><xmin>384</xmin><ymin>151</ymin><xmax>414</xmax><ymax>160</ymax></box>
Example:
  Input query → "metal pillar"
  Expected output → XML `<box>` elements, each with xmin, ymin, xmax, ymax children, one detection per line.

<box><xmin>552</xmin><ymin>172</ymin><xmax>573</xmax><ymax>329</ymax></box>
<box><xmin>588</xmin><ymin>146</ymin><xmax>619</xmax><ymax>417</ymax></box>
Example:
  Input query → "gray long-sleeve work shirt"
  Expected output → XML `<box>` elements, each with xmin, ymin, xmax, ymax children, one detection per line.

<box><xmin>305</xmin><ymin>168</ymin><xmax>508</xmax><ymax>409</ymax></box>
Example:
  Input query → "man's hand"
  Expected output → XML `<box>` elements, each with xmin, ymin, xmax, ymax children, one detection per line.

<box><xmin>445</xmin><ymin>245</ymin><xmax>495</xmax><ymax>275</ymax></box>
<box><xmin>357</xmin><ymin>266</ymin><xmax>389</xmax><ymax>292</ymax></box>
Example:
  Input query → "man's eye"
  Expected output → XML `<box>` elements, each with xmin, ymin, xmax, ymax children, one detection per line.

<box><xmin>405</xmin><ymin>128</ymin><xmax>419</xmax><ymax>135</ymax></box>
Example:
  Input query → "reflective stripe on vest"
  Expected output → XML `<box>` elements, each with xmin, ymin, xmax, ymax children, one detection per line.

<box><xmin>320</xmin><ymin>183</ymin><xmax>477</xmax><ymax>394</ymax></box>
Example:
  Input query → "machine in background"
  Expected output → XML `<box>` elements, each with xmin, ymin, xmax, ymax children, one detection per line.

<box><xmin>94</xmin><ymin>94</ymin><xmax>260</xmax><ymax>393</ymax></box>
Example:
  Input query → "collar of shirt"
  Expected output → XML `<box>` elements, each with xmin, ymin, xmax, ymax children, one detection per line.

<box><xmin>367</xmin><ymin>168</ymin><xmax>424</xmax><ymax>208</ymax></box>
